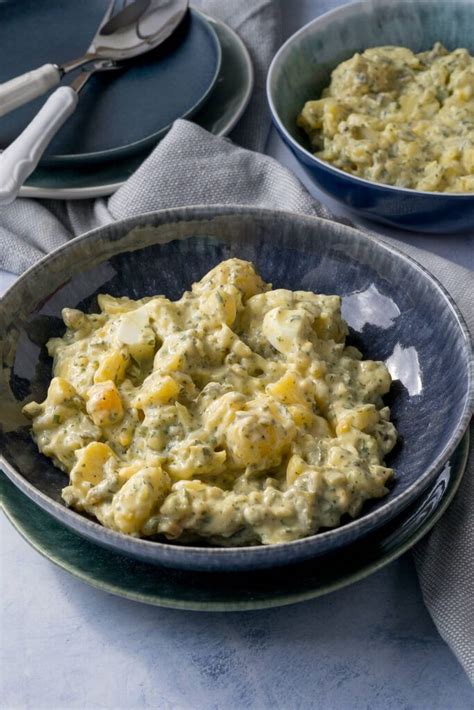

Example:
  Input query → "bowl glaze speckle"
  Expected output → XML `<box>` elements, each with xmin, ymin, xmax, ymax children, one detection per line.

<box><xmin>267</xmin><ymin>0</ymin><xmax>474</xmax><ymax>233</ymax></box>
<box><xmin>0</xmin><ymin>207</ymin><xmax>472</xmax><ymax>571</ymax></box>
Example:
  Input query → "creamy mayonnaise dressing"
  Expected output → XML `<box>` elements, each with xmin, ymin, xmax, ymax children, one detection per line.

<box><xmin>23</xmin><ymin>259</ymin><xmax>397</xmax><ymax>546</ymax></box>
<box><xmin>298</xmin><ymin>43</ymin><xmax>474</xmax><ymax>192</ymax></box>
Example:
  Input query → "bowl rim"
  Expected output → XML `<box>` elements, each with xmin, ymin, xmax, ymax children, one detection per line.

<box><xmin>266</xmin><ymin>0</ymin><xmax>474</xmax><ymax>199</ymax></box>
<box><xmin>1</xmin><ymin>205</ymin><xmax>473</xmax><ymax>567</ymax></box>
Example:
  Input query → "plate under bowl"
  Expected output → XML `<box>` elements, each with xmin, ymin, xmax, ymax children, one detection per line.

<box><xmin>1</xmin><ymin>432</ymin><xmax>469</xmax><ymax>611</ymax></box>
<box><xmin>0</xmin><ymin>207</ymin><xmax>472</xmax><ymax>571</ymax></box>
<box><xmin>267</xmin><ymin>0</ymin><xmax>474</xmax><ymax>233</ymax></box>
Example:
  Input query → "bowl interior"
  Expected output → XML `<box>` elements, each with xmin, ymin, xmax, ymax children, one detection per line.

<box><xmin>0</xmin><ymin>209</ymin><xmax>472</xmax><ymax>566</ymax></box>
<box><xmin>270</xmin><ymin>0</ymin><xmax>474</xmax><ymax>154</ymax></box>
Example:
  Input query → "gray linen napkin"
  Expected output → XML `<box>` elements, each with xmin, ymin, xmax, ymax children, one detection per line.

<box><xmin>0</xmin><ymin>0</ymin><xmax>473</xmax><ymax>682</ymax></box>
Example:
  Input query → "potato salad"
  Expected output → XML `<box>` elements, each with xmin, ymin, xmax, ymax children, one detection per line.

<box><xmin>298</xmin><ymin>43</ymin><xmax>474</xmax><ymax>192</ymax></box>
<box><xmin>23</xmin><ymin>259</ymin><xmax>397</xmax><ymax>546</ymax></box>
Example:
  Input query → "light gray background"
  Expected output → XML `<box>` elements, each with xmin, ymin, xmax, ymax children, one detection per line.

<box><xmin>1</xmin><ymin>1</ymin><xmax>473</xmax><ymax>708</ymax></box>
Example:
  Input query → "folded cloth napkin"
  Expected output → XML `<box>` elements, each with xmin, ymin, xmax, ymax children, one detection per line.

<box><xmin>0</xmin><ymin>0</ymin><xmax>473</xmax><ymax>682</ymax></box>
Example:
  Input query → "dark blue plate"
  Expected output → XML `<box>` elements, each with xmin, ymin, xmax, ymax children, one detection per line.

<box><xmin>0</xmin><ymin>1</ymin><xmax>221</xmax><ymax>164</ymax></box>
<box><xmin>0</xmin><ymin>207</ymin><xmax>472</xmax><ymax>571</ymax></box>
<box><xmin>18</xmin><ymin>14</ymin><xmax>254</xmax><ymax>199</ymax></box>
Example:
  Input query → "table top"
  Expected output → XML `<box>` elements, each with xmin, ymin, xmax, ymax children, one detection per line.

<box><xmin>1</xmin><ymin>1</ymin><xmax>473</xmax><ymax>707</ymax></box>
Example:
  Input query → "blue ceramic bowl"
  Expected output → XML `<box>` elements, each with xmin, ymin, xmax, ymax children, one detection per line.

<box><xmin>267</xmin><ymin>0</ymin><xmax>474</xmax><ymax>234</ymax></box>
<box><xmin>1</xmin><ymin>207</ymin><xmax>472</xmax><ymax>571</ymax></box>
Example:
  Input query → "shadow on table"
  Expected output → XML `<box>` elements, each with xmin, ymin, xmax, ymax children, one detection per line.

<box><xmin>48</xmin><ymin>554</ymin><xmax>473</xmax><ymax>709</ymax></box>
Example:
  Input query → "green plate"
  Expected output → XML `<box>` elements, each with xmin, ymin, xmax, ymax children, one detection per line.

<box><xmin>1</xmin><ymin>433</ymin><xmax>468</xmax><ymax>612</ymax></box>
<box><xmin>17</xmin><ymin>14</ymin><xmax>253</xmax><ymax>200</ymax></box>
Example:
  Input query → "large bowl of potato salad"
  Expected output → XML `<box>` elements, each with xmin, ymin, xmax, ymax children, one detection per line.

<box><xmin>267</xmin><ymin>0</ymin><xmax>474</xmax><ymax>233</ymax></box>
<box><xmin>1</xmin><ymin>207</ymin><xmax>472</xmax><ymax>571</ymax></box>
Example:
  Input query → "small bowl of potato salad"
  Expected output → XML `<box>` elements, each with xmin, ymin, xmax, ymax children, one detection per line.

<box><xmin>267</xmin><ymin>0</ymin><xmax>474</xmax><ymax>232</ymax></box>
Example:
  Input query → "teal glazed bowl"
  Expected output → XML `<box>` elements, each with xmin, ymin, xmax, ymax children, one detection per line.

<box><xmin>267</xmin><ymin>0</ymin><xmax>474</xmax><ymax>233</ymax></box>
<box><xmin>0</xmin><ymin>207</ymin><xmax>472</xmax><ymax>571</ymax></box>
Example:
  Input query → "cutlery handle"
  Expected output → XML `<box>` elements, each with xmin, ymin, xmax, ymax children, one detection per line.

<box><xmin>0</xmin><ymin>87</ymin><xmax>78</xmax><ymax>205</ymax></box>
<box><xmin>0</xmin><ymin>64</ymin><xmax>61</xmax><ymax>118</ymax></box>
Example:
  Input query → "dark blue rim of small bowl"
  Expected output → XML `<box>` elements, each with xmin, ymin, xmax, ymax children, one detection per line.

<box><xmin>45</xmin><ymin>8</ymin><xmax>222</xmax><ymax>165</ymax></box>
<box><xmin>0</xmin><ymin>206</ymin><xmax>472</xmax><ymax>569</ymax></box>
<box><xmin>266</xmin><ymin>0</ymin><xmax>474</xmax><ymax>201</ymax></box>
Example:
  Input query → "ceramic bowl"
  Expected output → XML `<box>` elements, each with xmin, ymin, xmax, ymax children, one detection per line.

<box><xmin>267</xmin><ymin>0</ymin><xmax>474</xmax><ymax>233</ymax></box>
<box><xmin>0</xmin><ymin>207</ymin><xmax>472</xmax><ymax>571</ymax></box>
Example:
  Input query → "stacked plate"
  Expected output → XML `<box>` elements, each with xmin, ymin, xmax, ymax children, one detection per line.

<box><xmin>0</xmin><ymin>1</ymin><xmax>253</xmax><ymax>199</ymax></box>
<box><xmin>1</xmin><ymin>437</ymin><xmax>469</xmax><ymax>610</ymax></box>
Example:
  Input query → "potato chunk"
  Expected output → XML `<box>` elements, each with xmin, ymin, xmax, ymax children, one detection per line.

<box><xmin>46</xmin><ymin>377</ymin><xmax>77</xmax><ymax>406</ymax></box>
<box><xmin>86</xmin><ymin>381</ymin><xmax>124</xmax><ymax>426</ymax></box>
<box><xmin>70</xmin><ymin>442</ymin><xmax>116</xmax><ymax>490</ymax></box>
<box><xmin>94</xmin><ymin>350</ymin><xmax>129</xmax><ymax>384</ymax></box>
<box><xmin>266</xmin><ymin>371</ymin><xmax>308</xmax><ymax>406</ymax></box>
<box><xmin>112</xmin><ymin>465</ymin><xmax>171</xmax><ymax>534</ymax></box>
<box><xmin>262</xmin><ymin>307</ymin><xmax>312</xmax><ymax>354</ymax></box>
<box><xmin>225</xmin><ymin>396</ymin><xmax>295</xmax><ymax>469</ymax></box>
<box><xmin>193</xmin><ymin>259</ymin><xmax>269</xmax><ymax>302</ymax></box>
<box><xmin>132</xmin><ymin>373</ymin><xmax>180</xmax><ymax>408</ymax></box>
<box><xmin>336</xmin><ymin>404</ymin><xmax>379</xmax><ymax>435</ymax></box>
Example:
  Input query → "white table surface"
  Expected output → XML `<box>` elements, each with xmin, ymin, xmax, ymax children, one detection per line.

<box><xmin>1</xmin><ymin>1</ymin><xmax>473</xmax><ymax>707</ymax></box>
